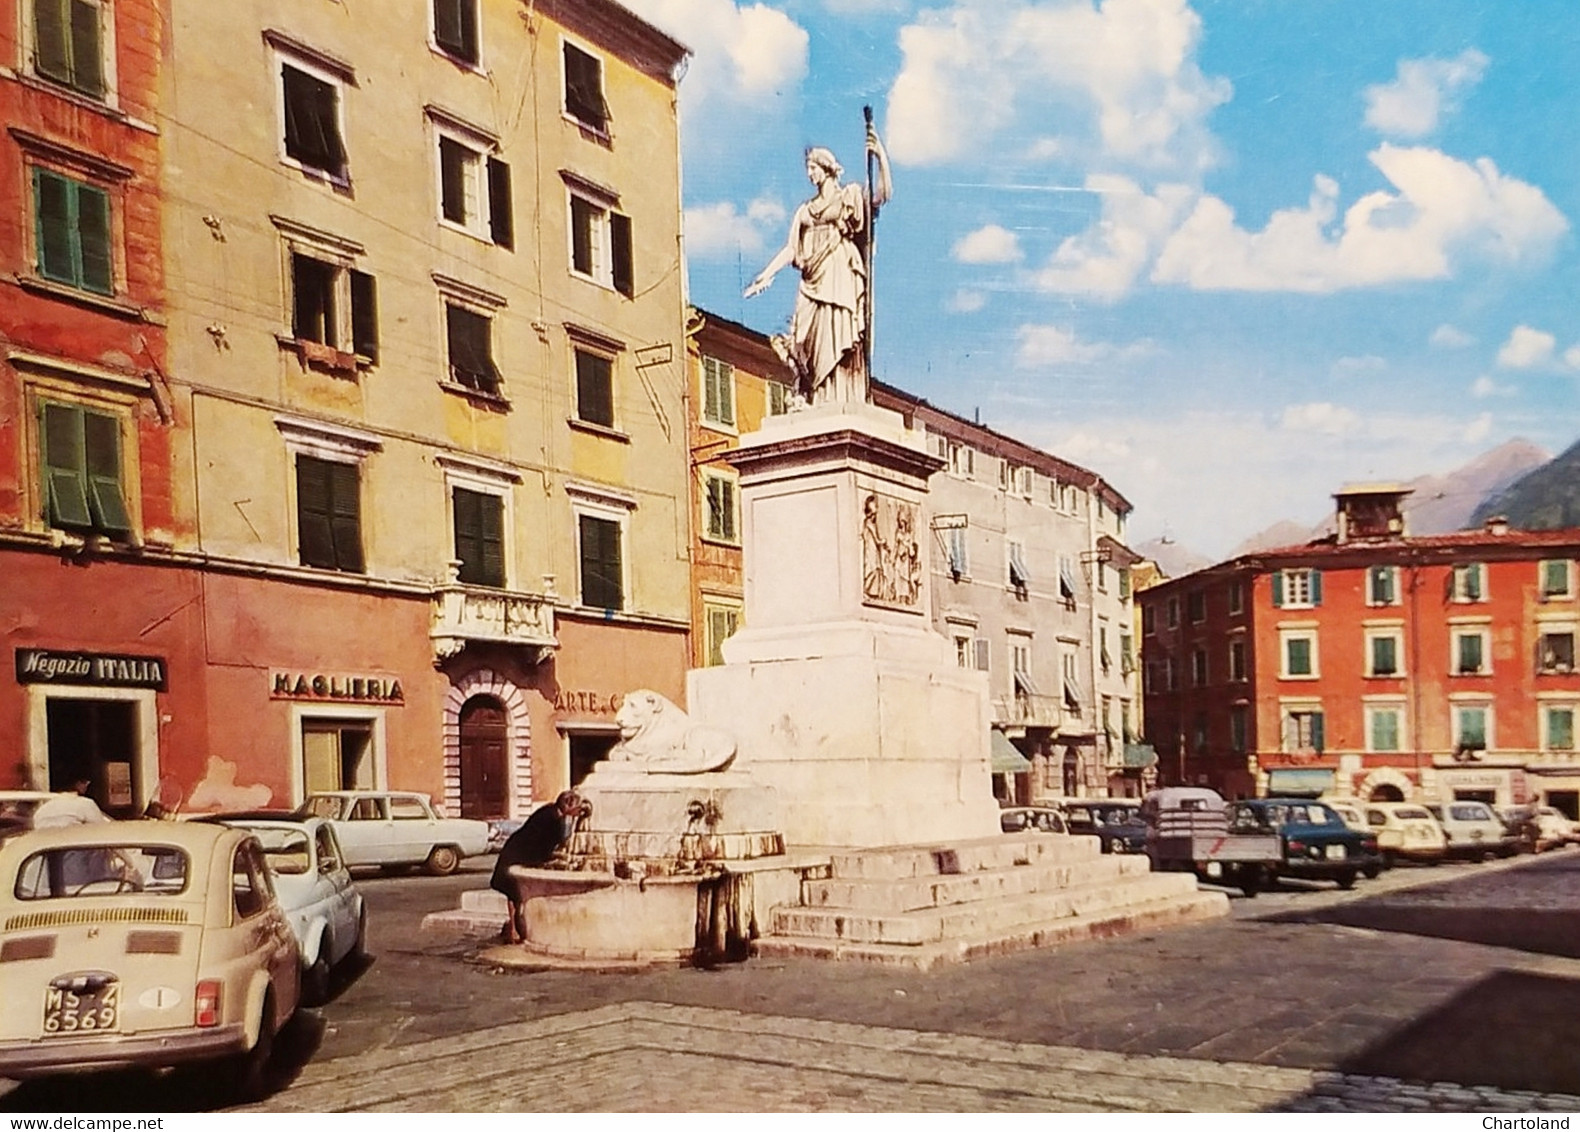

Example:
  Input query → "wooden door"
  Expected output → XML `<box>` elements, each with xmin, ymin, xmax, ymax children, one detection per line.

<box><xmin>458</xmin><ymin>697</ymin><xmax>509</xmax><ymax>819</ymax></box>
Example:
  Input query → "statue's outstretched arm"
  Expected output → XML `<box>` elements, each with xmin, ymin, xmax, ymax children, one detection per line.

<box><xmin>744</xmin><ymin>232</ymin><xmax>796</xmax><ymax>299</ymax></box>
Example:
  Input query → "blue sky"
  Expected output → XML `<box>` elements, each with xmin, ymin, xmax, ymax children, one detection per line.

<box><xmin>623</xmin><ymin>0</ymin><xmax>1580</xmax><ymax>558</ymax></box>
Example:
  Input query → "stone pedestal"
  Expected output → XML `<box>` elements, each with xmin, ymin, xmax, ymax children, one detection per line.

<box><xmin>689</xmin><ymin>403</ymin><xmax>1001</xmax><ymax>848</ymax></box>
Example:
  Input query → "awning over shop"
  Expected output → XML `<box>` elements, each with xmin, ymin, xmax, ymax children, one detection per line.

<box><xmin>1266</xmin><ymin>768</ymin><xmax>1335</xmax><ymax>798</ymax></box>
<box><xmin>1122</xmin><ymin>743</ymin><xmax>1157</xmax><ymax>769</ymax></box>
<box><xmin>991</xmin><ymin>730</ymin><xmax>1033</xmax><ymax>774</ymax></box>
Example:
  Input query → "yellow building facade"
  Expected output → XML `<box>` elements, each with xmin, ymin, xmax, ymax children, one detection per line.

<box><xmin>149</xmin><ymin>0</ymin><xmax>693</xmax><ymax>820</ymax></box>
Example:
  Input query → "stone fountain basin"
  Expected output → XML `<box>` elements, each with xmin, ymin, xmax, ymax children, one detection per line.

<box><xmin>507</xmin><ymin>866</ymin><xmax>712</xmax><ymax>963</ymax></box>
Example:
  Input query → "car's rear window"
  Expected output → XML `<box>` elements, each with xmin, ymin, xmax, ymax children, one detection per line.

<box><xmin>299</xmin><ymin>796</ymin><xmax>343</xmax><ymax>820</ymax></box>
<box><xmin>1449</xmin><ymin>804</ymin><xmax>1491</xmax><ymax>821</ymax></box>
<box><xmin>15</xmin><ymin>845</ymin><xmax>191</xmax><ymax>899</ymax></box>
<box><xmin>1395</xmin><ymin>807</ymin><xmax>1431</xmax><ymax>820</ymax></box>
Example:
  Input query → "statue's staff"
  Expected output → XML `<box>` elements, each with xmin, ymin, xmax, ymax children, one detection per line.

<box><xmin>863</xmin><ymin>105</ymin><xmax>878</xmax><ymax>382</ymax></box>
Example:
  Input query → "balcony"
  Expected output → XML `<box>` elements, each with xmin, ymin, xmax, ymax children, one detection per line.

<box><xmin>993</xmin><ymin>691</ymin><xmax>1061</xmax><ymax>729</ymax></box>
<box><xmin>430</xmin><ymin>565</ymin><xmax>559</xmax><ymax>665</ymax></box>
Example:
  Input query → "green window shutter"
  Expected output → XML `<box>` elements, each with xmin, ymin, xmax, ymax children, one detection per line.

<box><xmin>575</xmin><ymin>350</ymin><xmax>613</xmax><ymax>427</ymax></box>
<box><xmin>569</xmin><ymin>197</ymin><xmax>595</xmax><ymax>275</ymax></box>
<box><xmin>1550</xmin><ymin>708</ymin><xmax>1574</xmax><ymax>751</ymax></box>
<box><xmin>1271</xmin><ymin>570</ymin><xmax>1284</xmax><ymax>608</ymax></box>
<box><xmin>34</xmin><ymin>169</ymin><xmax>75</xmax><ymax>284</ymax></box>
<box><xmin>452</xmin><ymin>487</ymin><xmax>503</xmax><ymax>588</ymax></box>
<box><xmin>438</xmin><ymin>138</ymin><xmax>468</xmax><ymax>224</ymax></box>
<box><xmin>40</xmin><ymin>402</ymin><xmax>92</xmax><ymax>529</ymax></box>
<box><xmin>487</xmin><ymin>158</ymin><xmax>513</xmax><ymax>249</ymax></box>
<box><xmin>74</xmin><ymin>182</ymin><xmax>111</xmax><ymax>294</ymax></box>
<box><xmin>1311</xmin><ymin>712</ymin><xmax>1325</xmax><ymax>753</ymax></box>
<box><xmin>610</xmin><ymin>212</ymin><xmax>633</xmax><ymax>297</ymax></box>
<box><xmin>1310</xmin><ymin>569</ymin><xmax>1323</xmax><ymax>606</ymax></box>
<box><xmin>1466</xmin><ymin>564</ymin><xmax>1483</xmax><ymax>601</ymax></box>
<box><xmin>296</xmin><ymin>455</ymin><xmax>336</xmax><ymax>569</ymax></box>
<box><xmin>479</xmin><ymin>491</ymin><xmax>504</xmax><ymax>587</ymax></box>
<box><xmin>328</xmin><ymin>460</ymin><xmax>363</xmax><ymax>573</ymax></box>
<box><xmin>33</xmin><ymin>0</ymin><xmax>71</xmax><ymax>84</ymax></box>
<box><xmin>350</xmin><ymin>269</ymin><xmax>378</xmax><ymax>363</ymax></box>
<box><xmin>68</xmin><ymin>0</ymin><xmax>102</xmax><ymax>96</ymax></box>
<box><xmin>82</xmin><ymin>409</ymin><xmax>129</xmax><ymax>534</ymax></box>
<box><xmin>579</xmin><ymin>514</ymin><xmax>622</xmax><ymax>611</ymax></box>
<box><xmin>702</xmin><ymin>357</ymin><xmax>721</xmax><ymax>423</ymax></box>
<box><xmin>1373</xmin><ymin>636</ymin><xmax>1396</xmax><ymax>675</ymax></box>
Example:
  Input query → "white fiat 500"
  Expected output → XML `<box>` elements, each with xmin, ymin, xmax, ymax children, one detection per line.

<box><xmin>0</xmin><ymin>821</ymin><xmax>300</xmax><ymax>1098</ymax></box>
<box><xmin>201</xmin><ymin>815</ymin><xmax>366</xmax><ymax>1004</ymax></box>
<box><xmin>296</xmin><ymin>790</ymin><xmax>490</xmax><ymax>875</ymax></box>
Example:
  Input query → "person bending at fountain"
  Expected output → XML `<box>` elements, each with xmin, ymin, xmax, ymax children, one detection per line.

<box><xmin>491</xmin><ymin>790</ymin><xmax>584</xmax><ymax>944</ymax></box>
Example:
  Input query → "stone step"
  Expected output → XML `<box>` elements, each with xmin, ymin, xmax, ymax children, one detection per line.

<box><xmin>827</xmin><ymin>834</ymin><xmax>1102</xmax><ymax>880</ymax></box>
<box><xmin>803</xmin><ymin>852</ymin><xmax>1152</xmax><ymax>914</ymax></box>
<box><xmin>771</xmin><ymin>871</ymin><xmax>1200</xmax><ymax>947</ymax></box>
<box><xmin>754</xmin><ymin>890</ymin><xmax>1229</xmax><ymax>971</ymax></box>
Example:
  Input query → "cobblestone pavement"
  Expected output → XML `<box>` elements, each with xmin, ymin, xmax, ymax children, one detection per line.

<box><xmin>242</xmin><ymin>1001</ymin><xmax>1580</xmax><ymax>1113</ymax></box>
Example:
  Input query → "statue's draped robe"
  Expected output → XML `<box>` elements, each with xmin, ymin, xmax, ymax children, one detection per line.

<box><xmin>785</xmin><ymin>182</ymin><xmax>868</xmax><ymax>401</ymax></box>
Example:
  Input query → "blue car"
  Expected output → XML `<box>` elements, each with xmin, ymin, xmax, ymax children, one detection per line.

<box><xmin>1229</xmin><ymin>798</ymin><xmax>1382</xmax><ymax>888</ymax></box>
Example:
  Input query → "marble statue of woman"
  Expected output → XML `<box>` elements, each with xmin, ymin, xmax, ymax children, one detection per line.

<box><xmin>744</xmin><ymin>121</ymin><xmax>892</xmax><ymax>406</ymax></box>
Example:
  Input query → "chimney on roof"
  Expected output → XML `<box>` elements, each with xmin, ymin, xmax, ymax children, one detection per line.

<box><xmin>1484</xmin><ymin>515</ymin><xmax>1510</xmax><ymax>536</ymax></box>
<box><xmin>1333</xmin><ymin>483</ymin><xmax>1412</xmax><ymax>544</ymax></box>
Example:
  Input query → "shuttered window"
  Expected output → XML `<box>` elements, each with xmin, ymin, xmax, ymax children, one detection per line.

<box><xmin>487</xmin><ymin>158</ymin><xmax>513</xmax><ymax>249</ymax></box>
<box><xmin>578</xmin><ymin>514</ymin><xmax>622</xmax><ymax>611</ymax></box>
<box><xmin>439</xmin><ymin>137</ymin><xmax>470</xmax><ymax>224</ymax></box>
<box><xmin>33</xmin><ymin>168</ymin><xmax>111</xmax><ymax>295</ymax></box>
<box><xmin>452</xmin><ymin>487</ymin><xmax>504</xmax><ymax>588</ymax></box>
<box><xmin>433</xmin><ymin>0</ymin><xmax>478</xmax><ymax>64</ymax></box>
<box><xmin>33</xmin><ymin>0</ymin><xmax>104</xmax><ymax>97</ymax></box>
<box><xmin>446</xmin><ymin>305</ymin><xmax>499</xmax><ymax>394</ymax></box>
<box><xmin>282</xmin><ymin>63</ymin><xmax>345</xmax><ymax>176</ymax></box>
<box><xmin>610</xmin><ymin>211</ymin><xmax>633</xmax><ymax>297</ymax></box>
<box><xmin>40</xmin><ymin>401</ymin><xmax>130</xmax><ymax>536</ymax></box>
<box><xmin>704</xmin><ymin>604</ymin><xmax>740</xmax><ymax>667</ymax></box>
<box><xmin>701</xmin><ymin>356</ymin><xmax>735</xmax><ymax>427</ymax></box>
<box><xmin>350</xmin><ymin>269</ymin><xmax>378</xmax><ymax>362</ymax></box>
<box><xmin>703</xmin><ymin>473</ymin><xmax>737</xmax><ymax>543</ymax></box>
<box><xmin>563</xmin><ymin>42</ymin><xmax>607</xmax><ymax>132</ymax></box>
<box><xmin>291</xmin><ymin>254</ymin><xmax>337</xmax><ymax>346</ymax></box>
<box><xmin>574</xmin><ymin>349</ymin><xmax>614</xmax><ymax>427</ymax></box>
<box><xmin>296</xmin><ymin>454</ymin><xmax>363</xmax><ymax>572</ymax></box>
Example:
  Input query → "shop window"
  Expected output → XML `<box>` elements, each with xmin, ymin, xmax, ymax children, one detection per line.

<box><xmin>32</xmin><ymin>168</ymin><xmax>112</xmax><ymax>295</ymax></box>
<box><xmin>432</xmin><ymin>0</ymin><xmax>479</xmax><ymax>65</ymax></box>
<box><xmin>574</xmin><ymin>348</ymin><xmax>615</xmax><ymax>428</ymax></box>
<box><xmin>33</xmin><ymin>0</ymin><xmax>106</xmax><ymax>98</ymax></box>
<box><xmin>295</xmin><ymin>454</ymin><xmax>363</xmax><ymax>572</ymax></box>
<box><xmin>40</xmin><ymin>400</ymin><xmax>131</xmax><ymax>538</ymax></box>
<box><xmin>562</xmin><ymin>41</ymin><xmax>608</xmax><ymax>133</ymax></box>
<box><xmin>578</xmin><ymin>513</ymin><xmax>623</xmax><ymax>611</ymax></box>
<box><xmin>452</xmin><ymin>486</ymin><xmax>505</xmax><ymax>588</ymax></box>
<box><xmin>301</xmin><ymin>719</ymin><xmax>374</xmax><ymax>794</ymax></box>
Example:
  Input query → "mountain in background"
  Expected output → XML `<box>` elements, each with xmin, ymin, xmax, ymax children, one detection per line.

<box><xmin>1138</xmin><ymin>438</ymin><xmax>1553</xmax><ymax>576</ymax></box>
<box><xmin>1471</xmin><ymin>437</ymin><xmax>1580</xmax><ymax>530</ymax></box>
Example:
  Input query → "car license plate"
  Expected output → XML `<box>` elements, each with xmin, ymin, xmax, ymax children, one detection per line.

<box><xmin>43</xmin><ymin>982</ymin><xmax>120</xmax><ymax>1036</ymax></box>
<box><xmin>1324</xmin><ymin>845</ymin><xmax>1346</xmax><ymax>860</ymax></box>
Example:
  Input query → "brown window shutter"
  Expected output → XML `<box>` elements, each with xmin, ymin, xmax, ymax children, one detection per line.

<box><xmin>487</xmin><ymin>157</ymin><xmax>513</xmax><ymax>249</ymax></box>
<box><xmin>479</xmin><ymin>491</ymin><xmax>504</xmax><ymax>587</ymax></box>
<box><xmin>434</xmin><ymin>0</ymin><xmax>477</xmax><ymax>64</ymax></box>
<box><xmin>328</xmin><ymin>459</ymin><xmax>363</xmax><ymax>573</ymax></box>
<box><xmin>68</xmin><ymin>0</ymin><xmax>102</xmax><ymax>96</ymax></box>
<box><xmin>439</xmin><ymin>137</ymin><xmax>467</xmax><ymax>224</ymax></box>
<box><xmin>283</xmin><ymin>65</ymin><xmax>343</xmax><ymax>173</ymax></box>
<box><xmin>452</xmin><ymin>486</ymin><xmax>503</xmax><ymax>587</ymax></box>
<box><xmin>295</xmin><ymin>455</ymin><xmax>337</xmax><ymax>569</ymax></box>
<box><xmin>33</xmin><ymin>0</ymin><xmax>71</xmax><ymax>84</ymax></box>
<box><xmin>350</xmin><ymin>269</ymin><xmax>378</xmax><ymax>363</ymax></box>
<box><xmin>574</xmin><ymin>350</ymin><xmax>613</xmax><ymax>427</ymax></box>
<box><xmin>563</xmin><ymin>44</ymin><xmax>606</xmax><ymax>131</ymax></box>
<box><xmin>579</xmin><ymin>514</ymin><xmax>622</xmax><ymax>610</ymax></box>
<box><xmin>610</xmin><ymin>212</ymin><xmax>633</xmax><ymax>297</ymax></box>
<box><xmin>447</xmin><ymin>305</ymin><xmax>496</xmax><ymax>392</ymax></box>
<box><xmin>570</xmin><ymin>196</ymin><xmax>595</xmax><ymax>275</ymax></box>
<box><xmin>83</xmin><ymin>409</ymin><xmax>130</xmax><ymax>534</ymax></box>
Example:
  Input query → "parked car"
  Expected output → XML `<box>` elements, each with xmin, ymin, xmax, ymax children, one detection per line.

<box><xmin>1229</xmin><ymin>799</ymin><xmax>1382</xmax><ymax>888</ymax></box>
<box><xmin>1062</xmin><ymin>801</ymin><xmax>1148</xmax><ymax>854</ymax></box>
<box><xmin>1362</xmin><ymin>802</ymin><xmax>1448</xmax><ymax>865</ymax></box>
<box><xmin>0</xmin><ymin>790</ymin><xmax>60</xmax><ymax>841</ymax></box>
<box><xmin>295</xmin><ymin>790</ymin><xmax>490</xmax><ymax>875</ymax></box>
<box><xmin>1141</xmin><ymin>786</ymin><xmax>1282</xmax><ymax>896</ymax></box>
<box><xmin>1502</xmin><ymin>804</ymin><xmax>1580</xmax><ymax>853</ymax></box>
<box><xmin>0</xmin><ymin>821</ymin><xmax>300</xmax><ymax>1099</ymax></box>
<box><xmin>199</xmin><ymin>814</ymin><xmax>366</xmax><ymax>1004</ymax></box>
<box><xmin>1425</xmin><ymin>801</ymin><xmax>1520</xmax><ymax>861</ymax></box>
<box><xmin>999</xmin><ymin>806</ymin><xmax>1068</xmax><ymax>834</ymax></box>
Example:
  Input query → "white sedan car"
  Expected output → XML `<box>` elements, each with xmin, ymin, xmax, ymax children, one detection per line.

<box><xmin>296</xmin><ymin>791</ymin><xmax>490</xmax><ymax>875</ymax></box>
<box><xmin>202</xmin><ymin>815</ymin><xmax>365</xmax><ymax>1004</ymax></box>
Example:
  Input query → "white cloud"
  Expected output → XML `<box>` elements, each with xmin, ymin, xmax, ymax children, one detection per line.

<box><xmin>1462</xmin><ymin>412</ymin><xmax>1493</xmax><ymax>444</ymax></box>
<box><xmin>1281</xmin><ymin>402</ymin><xmax>1360</xmax><ymax>437</ymax></box>
<box><xmin>1470</xmin><ymin>375</ymin><xmax>1515</xmax><ymax>398</ymax></box>
<box><xmin>1364</xmin><ymin>50</ymin><xmax>1489</xmax><ymax>139</ymax></box>
<box><xmin>1331</xmin><ymin>355</ymin><xmax>1387</xmax><ymax>378</ymax></box>
<box><xmin>683</xmin><ymin>197</ymin><xmax>786</xmax><ymax>258</ymax></box>
<box><xmin>885</xmin><ymin>0</ymin><xmax>1231</xmax><ymax>172</ymax></box>
<box><xmin>1496</xmin><ymin>324</ymin><xmax>1557</xmax><ymax>369</ymax></box>
<box><xmin>1152</xmin><ymin>145</ymin><xmax>1568</xmax><ymax>292</ymax></box>
<box><xmin>824</xmin><ymin>0</ymin><xmax>908</xmax><ymax>11</ymax></box>
<box><xmin>1431</xmin><ymin>324</ymin><xmax>1475</xmax><ymax>349</ymax></box>
<box><xmin>946</xmin><ymin>289</ymin><xmax>987</xmax><ymax>313</ymax></box>
<box><xmin>622</xmin><ymin>0</ymin><xmax>808</xmax><ymax>107</ymax></box>
<box><xmin>952</xmin><ymin>224</ymin><xmax>1022</xmax><ymax>264</ymax></box>
<box><xmin>1029</xmin><ymin>175</ymin><xmax>1195</xmax><ymax>300</ymax></box>
<box><xmin>1016</xmin><ymin>324</ymin><xmax>1152</xmax><ymax>367</ymax></box>
<box><xmin>1566</xmin><ymin>345</ymin><xmax>1580</xmax><ymax>370</ymax></box>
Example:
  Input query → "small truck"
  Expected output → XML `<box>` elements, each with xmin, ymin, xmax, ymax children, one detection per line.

<box><xmin>1140</xmin><ymin>786</ymin><xmax>1283</xmax><ymax>896</ymax></box>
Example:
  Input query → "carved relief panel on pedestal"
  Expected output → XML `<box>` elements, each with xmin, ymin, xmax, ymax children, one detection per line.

<box><xmin>860</xmin><ymin>492</ymin><xmax>922</xmax><ymax>611</ymax></box>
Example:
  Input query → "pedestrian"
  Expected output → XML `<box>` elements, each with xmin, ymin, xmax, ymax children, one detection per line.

<box><xmin>491</xmin><ymin>790</ymin><xmax>584</xmax><ymax>944</ymax></box>
<box><xmin>32</xmin><ymin>776</ymin><xmax>110</xmax><ymax>829</ymax></box>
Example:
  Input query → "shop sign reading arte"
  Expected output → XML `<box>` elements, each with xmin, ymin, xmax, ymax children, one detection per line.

<box><xmin>271</xmin><ymin>670</ymin><xmax>405</xmax><ymax>704</ymax></box>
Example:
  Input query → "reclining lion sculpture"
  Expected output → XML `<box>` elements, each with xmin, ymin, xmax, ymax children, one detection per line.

<box><xmin>609</xmin><ymin>689</ymin><xmax>737</xmax><ymax>774</ymax></box>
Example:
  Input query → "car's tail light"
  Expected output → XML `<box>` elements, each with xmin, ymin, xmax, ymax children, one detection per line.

<box><xmin>1286</xmin><ymin>839</ymin><xmax>1305</xmax><ymax>855</ymax></box>
<box><xmin>1364</xmin><ymin>837</ymin><xmax>1378</xmax><ymax>852</ymax></box>
<box><xmin>194</xmin><ymin>980</ymin><xmax>222</xmax><ymax>1028</ymax></box>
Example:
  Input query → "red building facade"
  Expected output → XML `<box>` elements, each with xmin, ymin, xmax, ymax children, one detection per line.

<box><xmin>1140</xmin><ymin>489</ymin><xmax>1580</xmax><ymax>816</ymax></box>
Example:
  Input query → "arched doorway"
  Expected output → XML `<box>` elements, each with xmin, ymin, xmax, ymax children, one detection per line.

<box><xmin>1369</xmin><ymin>783</ymin><xmax>1405</xmax><ymax>802</ymax></box>
<box><xmin>458</xmin><ymin>696</ymin><xmax>509</xmax><ymax>820</ymax></box>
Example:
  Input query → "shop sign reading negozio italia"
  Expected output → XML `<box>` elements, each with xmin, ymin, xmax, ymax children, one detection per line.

<box><xmin>270</xmin><ymin>671</ymin><xmax>405</xmax><ymax>704</ymax></box>
<box><xmin>15</xmin><ymin>649</ymin><xmax>168</xmax><ymax>690</ymax></box>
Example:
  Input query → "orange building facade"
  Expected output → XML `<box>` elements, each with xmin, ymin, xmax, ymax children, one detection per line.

<box><xmin>1140</xmin><ymin>489</ymin><xmax>1580</xmax><ymax>815</ymax></box>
